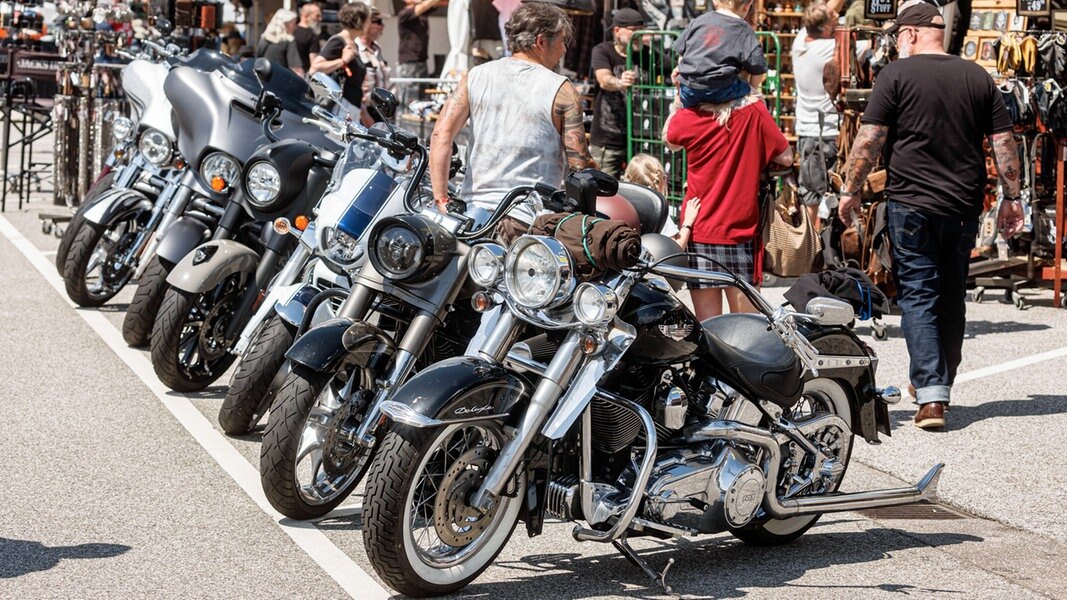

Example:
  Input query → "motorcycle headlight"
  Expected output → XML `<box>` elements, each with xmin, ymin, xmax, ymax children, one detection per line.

<box><xmin>368</xmin><ymin>215</ymin><xmax>456</xmax><ymax>283</ymax></box>
<box><xmin>199</xmin><ymin>152</ymin><xmax>240</xmax><ymax>193</ymax></box>
<box><xmin>245</xmin><ymin>161</ymin><xmax>281</xmax><ymax>207</ymax></box>
<box><xmin>468</xmin><ymin>243</ymin><xmax>506</xmax><ymax>287</ymax></box>
<box><xmin>504</xmin><ymin>236</ymin><xmax>574</xmax><ymax>309</ymax></box>
<box><xmin>137</xmin><ymin>129</ymin><xmax>172</xmax><ymax>165</ymax></box>
<box><xmin>574</xmin><ymin>283</ymin><xmax>618</xmax><ymax>326</ymax></box>
<box><xmin>112</xmin><ymin>117</ymin><xmax>135</xmax><ymax>142</ymax></box>
<box><xmin>321</xmin><ymin>225</ymin><xmax>364</xmax><ymax>267</ymax></box>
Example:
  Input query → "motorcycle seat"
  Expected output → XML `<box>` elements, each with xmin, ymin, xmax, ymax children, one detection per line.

<box><xmin>617</xmin><ymin>182</ymin><xmax>668</xmax><ymax>235</ymax></box>
<box><xmin>701</xmin><ymin>313</ymin><xmax>803</xmax><ymax>409</ymax></box>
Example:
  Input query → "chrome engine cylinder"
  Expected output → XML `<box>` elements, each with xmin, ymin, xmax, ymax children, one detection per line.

<box><xmin>644</xmin><ymin>443</ymin><xmax>766</xmax><ymax>533</ymax></box>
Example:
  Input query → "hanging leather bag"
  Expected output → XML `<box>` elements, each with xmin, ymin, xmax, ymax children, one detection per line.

<box><xmin>763</xmin><ymin>179</ymin><xmax>822</xmax><ymax>277</ymax></box>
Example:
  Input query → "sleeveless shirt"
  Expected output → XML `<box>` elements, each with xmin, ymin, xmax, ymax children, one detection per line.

<box><xmin>460</xmin><ymin>57</ymin><xmax>568</xmax><ymax>224</ymax></box>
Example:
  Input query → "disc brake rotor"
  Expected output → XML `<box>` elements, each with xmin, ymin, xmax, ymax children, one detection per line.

<box><xmin>433</xmin><ymin>445</ymin><xmax>496</xmax><ymax>547</ymax></box>
<box><xmin>197</xmin><ymin>293</ymin><xmax>239</xmax><ymax>361</ymax></box>
<box><xmin>321</xmin><ymin>390</ymin><xmax>371</xmax><ymax>478</ymax></box>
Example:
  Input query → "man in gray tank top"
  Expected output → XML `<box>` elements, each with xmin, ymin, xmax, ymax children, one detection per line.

<box><xmin>429</xmin><ymin>2</ymin><xmax>596</xmax><ymax>225</ymax></box>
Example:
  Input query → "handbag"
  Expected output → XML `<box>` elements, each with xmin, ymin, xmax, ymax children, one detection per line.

<box><xmin>762</xmin><ymin>179</ymin><xmax>822</xmax><ymax>278</ymax></box>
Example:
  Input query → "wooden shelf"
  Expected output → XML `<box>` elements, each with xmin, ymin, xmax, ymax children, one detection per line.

<box><xmin>762</xmin><ymin>11</ymin><xmax>804</xmax><ymax>17</ymax></box>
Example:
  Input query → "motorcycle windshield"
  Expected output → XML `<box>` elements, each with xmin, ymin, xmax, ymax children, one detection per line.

<box><xmin>335</xmin><ymin>169</ymin><xmax>399</xmax><ymax>240</ymax></box>
<box><xmin>327</xmin><ymin>139</ymin><xmax>384</xmax><ymax>190</ymax></box>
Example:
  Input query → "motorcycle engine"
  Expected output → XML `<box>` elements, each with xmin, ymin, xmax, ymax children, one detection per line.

<box><xmin>642</xmin><ymin>442</ymin><xmax>766</xmax><ymax>534</ymax></box>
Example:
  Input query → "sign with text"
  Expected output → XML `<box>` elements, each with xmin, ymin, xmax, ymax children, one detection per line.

<box><xmin>865</xmin><ymin>0</ymin><xmax>897</xmax><ymax>21</ymax></box>
<box><xmin>1017</xmin><ymin>0</ymin><xmax>1051</xmax><ymax>18</ymax></box>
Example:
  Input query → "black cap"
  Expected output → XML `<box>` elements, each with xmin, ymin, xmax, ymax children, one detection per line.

<box><xmin>611</xmin><ymin>8</ymin><xmax>646</xmax><ymax>28</ymax></box>
<box><xmin>886</xmin><ymin>2</ymin><xmax>946</xmax><ymax>34</ymax></box>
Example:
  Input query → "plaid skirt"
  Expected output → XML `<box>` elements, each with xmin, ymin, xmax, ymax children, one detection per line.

<box><xmin>686</xmin><ymin>239</ymin><xmax>761</xmax><ymax>289</ymax></box>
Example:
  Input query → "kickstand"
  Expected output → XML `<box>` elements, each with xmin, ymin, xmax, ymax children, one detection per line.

<box><xmin>612</xmin><ymin>537</ymin><xmax>675</xmax><ymax>594</ymax></box>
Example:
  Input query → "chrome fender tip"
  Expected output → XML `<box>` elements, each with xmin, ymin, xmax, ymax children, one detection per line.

<box><xmin>917</xmin><ymin>463</ymin><xmax>945</xmax><ymax>503</ymax></box>
<box><xmin>876</xmin><ymin>386</ymin><xmax>902</xmax><ymax>404</ymax></box>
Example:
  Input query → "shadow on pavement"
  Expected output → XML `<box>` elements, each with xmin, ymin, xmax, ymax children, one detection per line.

<box><xmin>0</xmin><ymin>537</ymin><xmax>130</xmax><ymax>578</ymax></box>
<box><xmin>476</xmin><ymin>528</ymin><xmax>982</xmax><ymax>599</ymax></box>
<box><xmin>963</xmin><ymin>320</ymin><xmax>1050</xmax><ymax>338</ymax></box>
<box><xmin>888</xmin><ymin>394</ymin><xmax>1067</xmax><ymax>431</ymax></box>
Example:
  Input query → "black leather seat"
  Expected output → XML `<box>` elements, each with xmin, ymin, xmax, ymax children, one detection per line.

<box><xmin>702</xmin><ymin>313</ymin><xmax>803</xmax><ymax>409</ymax></box>
<box><xmin>617</xmin><ymin>182</ymin><xmax>668</xmax><ymax>235</ymax></box>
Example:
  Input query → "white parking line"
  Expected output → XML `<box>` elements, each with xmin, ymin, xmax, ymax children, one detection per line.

<box><xmin>955</xmin><ymin>345</ymin><xmax>1067</xmax><ymax>384</ymax></box>
<box><xmin>0</xmin><ymin>216</ymin><xmax>389</xmax><ymax>600</ymax></box>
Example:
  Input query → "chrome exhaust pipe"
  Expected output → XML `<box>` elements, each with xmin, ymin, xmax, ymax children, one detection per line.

<box><xmin>686</xmin><ymin>420</ymin><xmax>945</xmax><ymax>519</ymax></box>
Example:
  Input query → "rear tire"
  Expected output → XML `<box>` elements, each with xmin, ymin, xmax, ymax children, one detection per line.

<box><xmin>122</xmin><ymin>256</ymin><xmax>169</xmax><ymax>348</ymax></box>
<box><xmin>219</xmin><ymin>314</ymin><xmax>295</xmax><ymax>435</ymax></box>
<box><xmin>729</xmin><ymin>377</ymin><xmax>854</xmax><ymax>546</ymax></box>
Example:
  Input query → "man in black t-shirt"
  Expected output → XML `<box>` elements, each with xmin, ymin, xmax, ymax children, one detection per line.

<box><xmin>838</xmin><ymin>3</ymin><xmax>1023</xmax><ymax>431</ymax></box>
<box><xmin>397</xmin><ymin>0</ymin><xmax>442</xmax><ymax>110</ymax></box>
<box><xmin>294</xmin><ymin>3</ymin><xmax>323</xmax><ymax>73</ymax></box>
<box><xmin>589</xmin><ymin>9</ymin><xmax>671</xmax><ymax>177</ymax></box>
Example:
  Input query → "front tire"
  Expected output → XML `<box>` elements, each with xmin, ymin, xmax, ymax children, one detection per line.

<box><xmin>363</xmin><ymin>392</ymin><xmax>525</xmax><ymax>596</ymax></box>
<box><xmin>63</xmin><ymin>217</ymin><xmax>139</xmax><ymax>307</ymax></box>
<box><xmin>260</xmin><ymin>365</ymin><xmax>376</xmax><ymax>520</ymax></box>
<box><xmin>55</xmin><ymin>170</ymin><xmax>117</xmax><ymax>273</ymax></box>
<box><xmin>219</xmin><ymin>314</ymin><xmax>296</xmax><ymax>435</ymax></box>
<box><xmin>149</xmin><ymin>279</ymin><xmax>241</xmax><ymax>392</ymax></box>
<box><xmin>122</xmin><ymin>256</ymin><xmax>170</xmax><ymax>347</ymax></box>
<box><xmin>729</xmin><ymin>377</ymin><xmax>854</xmax><ymax>546</ymax></box>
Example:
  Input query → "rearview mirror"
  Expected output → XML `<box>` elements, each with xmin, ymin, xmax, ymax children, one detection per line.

<box><xmin>309</xmin><ymin>73</ymin><xmax>342</xmax><ymax>103</ymax></box>
<box><xmin>155</xmin><ymin>17</ymin><xmax>174</xmax><ymax>36</ymax></box>
<box><xmin>369</xmin><ymin>88</ymin><xmax>398</xmax><ymax>122</ymax></box>
<box><xmin>804</xmin><ymin>297</ymin><xmax>855</xmax><ymax>326</ymax></box>
<box><xmin>253</xmin><ymin>58</ymin><xmax>273</xmax><ymax>86</ymax></box>
<box><xmin>584</xmin><ymin>168</ymin><xmax>619</xmax><ymax>197</ymax></box>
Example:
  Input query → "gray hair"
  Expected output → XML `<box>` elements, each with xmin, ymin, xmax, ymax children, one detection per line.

<box><xmin>505</xmin><ymin>2</ymin><xmax>574</xmax><ymax>55</ymax></box>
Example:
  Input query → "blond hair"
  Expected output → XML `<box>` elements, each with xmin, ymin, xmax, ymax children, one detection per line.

<box><xmin>263</xmin><ymin>8</ymin><xmax>297</xmax><ymax>44</ymax></box>
<box><xmin>622</xmin><ymin>154</ymin><xmax>667</xmax><ymax>194</ymax></box>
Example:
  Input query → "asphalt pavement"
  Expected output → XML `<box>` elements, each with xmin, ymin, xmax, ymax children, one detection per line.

<box><xmin>1</xmin><ymin>197</ymin><xmax>1066</xmax><ymax>600</ymax></box>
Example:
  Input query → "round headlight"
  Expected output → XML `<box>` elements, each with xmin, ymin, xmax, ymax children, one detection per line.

<box><xmin>199</xmin><ymin>152</ymin><xmax>240</xmax><ymax>192</ymax></box>
<box><xmin>112</xmin><ymin>117</ymin><xmax>135</xmax><ymax>142</ymax></box>
<box><xmin>468</xmin><ymin>243</ymin><xmax>506</xmax><ymax>287</ymax></box>
<box><xmin>574</xmin><ymin>283</ymin><xmax>618</xmax><ymax>326</ymax></box>
<box><xmin>372</xmin><ymin>224</ymin><xmax>424</xmax><ymax>280</ymax></box>
<box><xmin>245</xmin><ymin>161</ymin><xmax>281</xmax><ymax>207</ymax></box>
<box><xmin>138</xmin><ymin>129</ymin><xmax>172</xmax><ymax>165</ymax></box>
<box><xmin>504</xmin><ymin>236</ymin><xmax>574</xmax><ymax>309</ymax></box>
<box><xmin>321</xmin><ymin>225</ymin><xmax>364</xmax><ymax>268</ymax></box>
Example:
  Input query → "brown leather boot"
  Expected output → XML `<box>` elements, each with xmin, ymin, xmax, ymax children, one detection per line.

<box><xmin>914</xmin><ymin>402</ymin><xmax>946</xmax><ymax>430</ymax></box>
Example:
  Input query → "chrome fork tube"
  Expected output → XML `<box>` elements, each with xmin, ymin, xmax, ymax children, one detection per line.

<box><xmin>470</xmin><ymin>332</ymin><xmax>584</xmax><ymax>512</ymax></box>
<box><xmin>478</xmin><ymin>309</ymin><xmax>522</xmax><ymax>364</ymax></box>
<box><xmin>337</xmin><ymin>284</ymin><xmax>375</xmax><ymax>320</ymax></box>
<box><xmin>354</xmin><ymin>311</ymin><xmax>437</xmax><ymax>447</ymax></box>
<box><xmin>132</xmin><ymin>180</ymin><xmax>193</xmax><ymax>279</ymax></box>
<box><xmin>119</xmin><ymin>179</ymin><xmax>177</xmax><ymax>268</ymax></box>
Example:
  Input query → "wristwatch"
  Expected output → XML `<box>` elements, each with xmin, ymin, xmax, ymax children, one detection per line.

<box><xmin>681</xmin><ymin>224</ymin><xmax>693</xmax><ymax>232</ymax></box>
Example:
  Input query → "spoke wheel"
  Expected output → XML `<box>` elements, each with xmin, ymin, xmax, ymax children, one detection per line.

<box><xmin>63</xmin><ymin>217</ymin><xmax>140</xmax><ymax>307</ymax></box>
<box><xmin>260</xmin><ymin>365</ymin><xmax>375</xmax><ymax>519</ymax></box>
<box><xmin>729</xmin><ymin>377</ymin><xmax>854</xmax><ymax>546</ymax></box>
<box><xmin>150</xmin><ymin>276</ymin><xmax>242</xmax><ymax>392</ymax></box>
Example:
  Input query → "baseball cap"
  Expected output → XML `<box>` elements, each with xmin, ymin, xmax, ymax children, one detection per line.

<box><xmin>885</xmin><ymin>2</ymin><xmax>946</xmax><ymax>34</ymax></box>
<box><xmin>611</xmin><ymin>8</ymin><xmax>646</xmax><ymax>28</ymax></box>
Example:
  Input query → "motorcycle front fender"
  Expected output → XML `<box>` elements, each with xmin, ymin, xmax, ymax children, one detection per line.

<box><xmin>155</xmin><ymin>216</ymin><xmax>212</xmax><ymax>268</ymax></box>
<box><xmin>275</xmin><ymin>283</ymin><xmax>322</xmax><ymax>328</ymax></box>
<box><xmin>284</xmin><ymin>316</ymin><xmax>354</xmax><ymax>372</ymax></box>
<box><xmin>378</xmin><ymin>356</ymin><xmax>529</xmax><ymax>428</ymax></box>
<box><xmin>166</xmin><ymin>240</ymin><xmax>259</xmax><ymax>294</ymax></box>
<box><xmin>81</xmin><ymin>188</ymin><xmax>152</xmax><ymax>226</ymax></box>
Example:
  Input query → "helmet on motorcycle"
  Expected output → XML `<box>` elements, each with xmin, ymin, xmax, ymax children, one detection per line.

<box><xmin>595</xmin><ymin>194</ymin><xmax>642</xmax><ymax>232</ymax></box>
<box><xmin>641</xmin><ymin>233</ymin><xmax>687</xmax><ymax>291</ymax></box>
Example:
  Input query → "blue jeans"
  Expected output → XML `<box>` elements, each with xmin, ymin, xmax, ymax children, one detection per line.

<box><xmin>679</xmin><ymin>79</ymin><xmax>750</xmax><ymax>108</ymax></box>
<box><xmin>887</xmin><ymin>201</ymin><xmax>978</xmax><ymax>405</ymax></box>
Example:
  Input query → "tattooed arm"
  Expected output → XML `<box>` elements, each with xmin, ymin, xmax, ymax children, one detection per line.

<box><xmin>553</xmin><ymin>81</ymin><xmax>596</xmax><ymax>171</ymax></box>
<box><xmin>990</xmin><ymin>131</ymin><xmax>1025</xmax><ymax>236</ymax></box>
<box><xmin>838</xmin><ymin>123</ymin><xmax>888</xmax><ymax>222</ymax></box>
<box><xmin>430</xmin><ymin>72</ymin><xmax>470</xmax><ymax>209</ymax></box>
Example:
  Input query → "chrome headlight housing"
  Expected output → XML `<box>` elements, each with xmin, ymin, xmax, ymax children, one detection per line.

<box><xmin>574</xmin><ymin>283</ymin><xmax>619</xmax><ymax>326</ymax></box>
<box><xmin>321</xmin><ymin>225</ymin><xmax>364</xmax><ymax>267</ymax></box>
<box><xmin>467</xmin><ymin>243</ymin><xmax>506</xmax><ymax>287</ymax></box>
<box><xmin>244</xmin><ymin>161</ymin><xmax>282</xmax><ymax>207</ymax></box>
<box><xmin>504</xmin><ymin>236</ymin><xmax>574</xmax><ymax>309</ymax></box>
<box><xmin>368</xmin><ymin>215</ymin><xmax>457</xmax><ymax>283</ymax></box>
<box><xmin>112</xmin><ymin>117</ymin><xmax>135</xmax><ymax>142</ymax></box>
<box><xmin>137</xmin><ymin>129</ymin><xmax>172</xmax><ymax>165</ymax></box>
<box><xmin>199</xmin><ymin>152</ymin><xmax>240</xmax><ymax>192</ymax></box>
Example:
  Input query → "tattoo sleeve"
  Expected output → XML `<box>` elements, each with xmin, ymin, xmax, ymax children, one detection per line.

<box><xmin>843</xmin><ymin>124</ymin><xmax>888</xmax><ymax>194</ymax></box>
<box><xmin>428</xmin><ymin>74</ymin><xmax>470</xmax><ymax>200</ymax></box>
<box><xmin>554</xmin><ymin>82</ymin><xmax>594</xmax><ymax>171</ymax></box>
<box><xmin>990</xmin><ymin>131</ymin><xmax>1022</xmax><ymax>197</ymax></box>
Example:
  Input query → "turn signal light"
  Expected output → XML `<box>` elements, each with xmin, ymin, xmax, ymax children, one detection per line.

<box><xmin>471</xmin><ymin>291</ymin><xmax>495</xmax><ymax>312</ymax></box>
<box><xmin>294</xmin><ymin>215</ymin><xmax>309</xmax><ymax>231</ymax></box>
<box><xmin>272</xmin><ymin>218</ymin><xmax>291</xmax><ymax>235</ymax></box>
<box><xmin>211</xmin><ymin>176</ymin><xmax>227</xmax><ymax>192</ymax></box>
<box><xmin>579</xmin><ymin>333</ymin><xmax>601</xmax><ymax>355</ymax></box>
<box><xmin>175</xmin><ymin>158</ymin><xmax>186</xmax><ymax>169</ymax></box>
